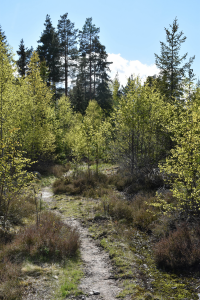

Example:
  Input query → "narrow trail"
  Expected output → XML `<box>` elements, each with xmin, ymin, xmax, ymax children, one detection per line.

<box><xmin>42</xmin><ymin>186</ymin><xmax>122</xmax><ymax>300</ymax></box>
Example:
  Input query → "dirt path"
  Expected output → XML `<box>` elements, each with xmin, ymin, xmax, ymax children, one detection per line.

<box><xmin>42</xmin><ymin>186</ymin><xmax>122</xmax><ymax>300</ymax></box>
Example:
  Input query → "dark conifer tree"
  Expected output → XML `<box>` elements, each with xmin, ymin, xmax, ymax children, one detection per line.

<box><xmin>155</xmin><ymin>17</ymin><xmax>195</xmax><ymax>103</ymax></box>
<box><xmin>37</xmin><ymin>15</ymin><xmax>61</xmax><ymax>89</ymax></box>
<box><xmin>0</xmin><ymin>25</ymin><xmax>7</xmax><ymax>44</ymax></box>
<box><xmin>71</xmin><ymin>18</ymin><xmax>112</xmax><ymax>112</ymax></box>
<box><xmin>57</xmin><ymin>13</ymin><xmax>78</xmax><ymax>97</ymax></box>
<box><xmin>16</xmin><ymin>39</ymin><xmax>33</xmax><ymax>76</ymax></box>
<box><xmin>79</xmin><ymin>18</ymin><xmax>100</xmax><ymax>101</ymax></box>
<box><xmin>95</xmin><ymin>39</ymin><xmax>112</xmax><ymax>111</ymax></box>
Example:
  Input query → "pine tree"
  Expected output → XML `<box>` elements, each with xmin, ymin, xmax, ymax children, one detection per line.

<box><xmin>71</xmin><ymin>18</ymin><xmax>112</xmax><ymax>112</ymax></box>
<box><xmin>16</xmin><ymin>39</ymin><xmax>33</xmax><ymax>76</ymax></box>
<box><xmin>94</xmin><ymin>38</ymin><xmax>112</xmax><ymax>111</ymax></box>
<box><xmin>57</xmin><ymin>13</ymin><xmax>78</xmax><ymax>97</ymax></box>
<box><xmin>79</xmin><ymin>18</ymin><xmax>100</xmax><ymax>101</ymax></box>
<box><xmin>37</xmin><ymin>15</ymin><xmax>61</xmax><ymax>89</ymax></box>
<box><xmin>155</xmin><ymin>17</ymin><xmax>195</xmax><ymax>103</ymax></box>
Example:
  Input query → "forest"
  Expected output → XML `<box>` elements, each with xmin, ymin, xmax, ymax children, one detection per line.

<box><xmin>1</xmin><ymin>14</ymin><xmax>200</xmax><ymax>300</ymax></box>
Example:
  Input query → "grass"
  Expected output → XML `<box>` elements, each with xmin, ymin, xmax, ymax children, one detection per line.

<box><xmin>59</xmin><ymin>259</ymin><xmax>83</xmax><ymax>298</ymax></box>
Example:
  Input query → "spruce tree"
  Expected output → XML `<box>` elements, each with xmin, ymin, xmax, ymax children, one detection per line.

<box><xmin>57</xmin><ymin>13</ymin><xmax>78</xmax><ymax>97</ymax></box>
<box><xmin>155</xmin><ymin>17</ymin><xmax>195</xmax><ymax>103</ymax></box>
<box><xmin>16</xmin><ymin>39</ymin><xmax>33</xmax><ymax>76</ymax></box>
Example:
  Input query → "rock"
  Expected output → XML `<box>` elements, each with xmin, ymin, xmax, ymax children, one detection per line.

<box><xmin>89</xmin><ymin>291</ymin><xmax>94</xmax><ymax>295</ymax></box>
<box><xmin>93</xmin><ymin>290</ymin><xmax>100</xmax><ymax>295</ymax></box>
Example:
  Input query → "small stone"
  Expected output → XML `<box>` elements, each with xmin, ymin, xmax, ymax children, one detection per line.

<box><xmin>93</xmin><ymin>290</ymin><xmax>100</xmax><ymax>295</ymax></box>
<box><xmin>89</xmin><ymin>291</ymin><xmax>94</xmax><ymax>295</ymax></box>
<box><xmin>53</xmin><ymin>275</ymin><xmax>58</xmax><ymax>279</ymax></box>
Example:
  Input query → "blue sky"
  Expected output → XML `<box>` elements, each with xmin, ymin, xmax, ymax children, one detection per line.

<box><xmin>0</xmin><ymin>0</ymin><xmax>199</xmax><ymax>86</ymax></box>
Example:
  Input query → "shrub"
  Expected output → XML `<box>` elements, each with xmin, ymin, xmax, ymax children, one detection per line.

<box><xmin>108</xmin><ymin>195</ymin><xmax>133</xmax><ymax>223</ymax></box>
<box><xmin>103</xmin><ymin>191</ymin><xmax>158</xmax><ymax>231</ymax></box>
<box><xmin>52</xmin><ymin>170</ymin><xmax>109</xmax><ymax>197</ymax></box>
<box><xmin>48</xmin><ymin>163</ymin><xmax>71</xmax><ymax>177</ymax></box>
<box><xmin>108</xmin><ymin>168</ymin><xmax>164</xmax><ymax>194</ymax></box>
<box><xmin>2</xmin><ymin>211</ymin><xmax>80</xmax><ymax>262</ymax></box>
<box><xmin>154</xmin><ymin>224</ymin><xmax>200</xmax><ymax>270</ymax></box>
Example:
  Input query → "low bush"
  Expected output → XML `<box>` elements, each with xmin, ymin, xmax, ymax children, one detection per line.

<box><xmin>1</xmin><ymin>211</ymin><xmax>80</xmax><ymax>262</ymax></box>
<box><xmin>6</xmin><ymin>194</ymin><xmax>36</xmax><ymax>225</ymax></box>
<box><xmin>108</xmin><ymin>168</ymin><xmax>164</xmax><ymax>194</ymax></box>
<box><xmin>104</xmin><ymin>192</ymin><xmax>158</xmax><ymax>230</ymax></box>
<box><xmin>29</xmin><ymin>161</ymin><xmax>71</xmax><ymax>177</ymax></box>
<box><xmin>107</xmin><ymin>194</ymin><xmax>133</xmax><ymax>223</ymax></box>
<box><xmin>154</xmin><ymin>224</ymin><xmax>200</xmax><ymax>270</ymax></box>
<box><xmin>48</xmin><ymin>163</ymin><xmax>71</xmax><ymax>177</ymax></box>
<box><xmin>53</xmin><ymin>171</ymin><xmax>109</xmax><ymax>197</ymax></box>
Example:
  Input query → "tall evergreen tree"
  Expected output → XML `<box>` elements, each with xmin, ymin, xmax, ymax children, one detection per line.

<box><xmin>79</xmin><ymin>18</ymin><xmax>100</xmax><ymax>101</ymax></box>
<box><xmin>16</xmin><ymin>39</ymin><xmax>33</xmax><ymax>76</ymax></box>
<box><xmin>71</xmin><ymin>18</ymin><xmax>112</xmax><ymax>112</ymax></box>
<box><xmin>95</xmin><ymin>39</ymin><xmax>112</xmax><ymax>111</ymax></box>
<box><xmin>155</xmin><ymin>17</ymin><xmax>195</xmax><ymax>103</ymax></box>
<box><xmin>0</xmin><ymin>25</ymin><xmax>7</xmax><ymax>44</ymax></box>
<box><xmin>37</xmin><ymin>15</ymin><xmax>61</xmax><ymax>89</ymax></box>
<box><xmin>57</xmin><ymin>13</ymin><xmax>78</xmax><ymax>97</ymax></box>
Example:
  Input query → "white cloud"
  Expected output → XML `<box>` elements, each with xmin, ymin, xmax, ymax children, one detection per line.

<box><xmin>108</xmin><ymin>53</ymin><xmax>159</xmax><ymax>87</ymax></box>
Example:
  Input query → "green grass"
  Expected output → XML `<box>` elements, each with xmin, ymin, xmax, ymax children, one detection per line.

<box><xmin>56</xmin><ymin>258</ymin><xmax>83</xmax><ymax>298</ymax></box>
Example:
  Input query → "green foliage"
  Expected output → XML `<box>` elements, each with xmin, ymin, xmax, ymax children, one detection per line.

<box><xmin>154</xmin><ymin>92</ymin><xmax>200</xmax><ymax>215</ymax></box>
<box><xmin>69</xmin><ymin>100</ymin><xmax>111</xmax><ymax>173</ymax></box>
<box><xmin>112</xmin><ymin>72</ymin><xmax>121</xmax><ymax>106</ymax></box>
<box><xmin>0</xmin><ymin>129</ymin><xmax>34</xmax><ymax>230</ymax></box>
<box><xmin>18</xmin><ymin>51</ymin><xmax>56</xmax><ymax>159</ymax></box>
<box><xmin>111</xmin><ymin>76</ymin><xmax>167</xmax><ymax>174</ymax></box>
<box><xmin>55</xmin><ymin>95</ymin><xmax>74</xmax><ymax>156</ymax></box>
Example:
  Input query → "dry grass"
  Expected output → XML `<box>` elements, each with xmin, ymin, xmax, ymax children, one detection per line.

<box><xmin>0</xmin><ymin>259</ymin><xmax>22</xmax><ymax>300</ymax></box>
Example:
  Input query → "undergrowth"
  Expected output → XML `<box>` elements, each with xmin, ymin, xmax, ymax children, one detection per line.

<box><xmin>0</xmin><ymin>211</ymin><xmax>80</xmax><ymax>299</ymax></box>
